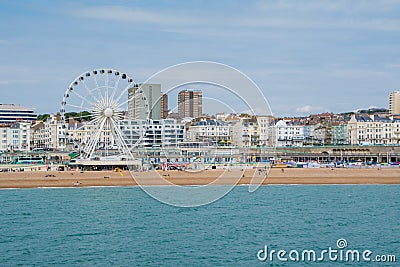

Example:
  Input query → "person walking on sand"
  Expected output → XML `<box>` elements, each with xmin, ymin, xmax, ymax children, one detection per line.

<box><xmin>281</xmin><ymin>168</ymin><xmax>285</xmax><ymax>173</ymax></box>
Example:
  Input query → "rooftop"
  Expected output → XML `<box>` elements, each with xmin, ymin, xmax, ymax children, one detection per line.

<box><xmin>0</xmin><ymin>104</ymin><xmax>34</xmax><ymax>111</ymax></box>
<box><xmin>192</xmin><ymin>119</ymin><xmax>227</xmax><ymax>126</ymax></box>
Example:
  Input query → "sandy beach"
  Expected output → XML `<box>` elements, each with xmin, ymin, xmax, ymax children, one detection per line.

<box><xmin>0</xmin><ymin>168</ymin><xmax>399</xmax><ymax>188</ymax></box>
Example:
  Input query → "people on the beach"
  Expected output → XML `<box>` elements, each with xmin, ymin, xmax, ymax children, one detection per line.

<box><xmin>73</xmin><ymin>181</ymin><xmax>80</xmax><ymax>186</ymax></box>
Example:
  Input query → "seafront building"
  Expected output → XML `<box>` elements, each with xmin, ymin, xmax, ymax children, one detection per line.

<box><xmin>30</xmin><ymin>121</ymin><xmax>45</xmax><ymax>149</ymax></box>
<box><xmin>119</xmin><ymin>119</ymin><xmax>185</xmax><ymax>148</ymax></box>
<box><xmin>128</xmin><ymin>84</ymin><xmax>162</xmax><ymax>120</ymax></box>
<box><xmin>389</xmin><ymin>91</ymin><xmax>400</xmax><ymax>115</ymax></box>
<box><xmin>0</xmin><ymin>121</ymin><xmax>31</xmax><ymax>152</ymax></box>
<box><xmin>5</xmin><ymin>87</ymin><xmax>400</xmax><ymax>155</ymax></box>
<box><xmin>347</xmin><ymin>114</ymin><xmax>400</xmax><ymax>145</ymax></box>
<box><xmin>332</xmin><ymin>124</ymin><xmax>348</xmax><ymax>145</ymax></box>
<box><xmin>269</xmin><ymin>120</ymin><xmax>305</xmax><ymax>147</ymax></box>
<box><xmin>160</xmin><ymin>93</ymin><xmax>169</xmax><ymax>119</ymax></box>
<box><xmin>312</xmin><ymin>123</ymin><xmax>331</xmax><ymax>145</ymax></box>
<box><xmin>186</xmin><ymin>119</ymin><xmax>230</xmax><ymax>144</ymax></box>
<box><xmin>230</xmin><ymin>117</ymin><xmax>259</xmax><ymax>147</ymax></box>
<box><xmin>30</xmin><ymin>114</ymin><xmax>66</xmax><ymax>151</ymax></box>
<box><xmin>25</xmin><ymin>111</ymin><xmax>400</xmax><ymax>152</ymax></box>
<box><xmin>178</xmin><ymin>90</ymin><xmax>202</xmax><ymax>119</ymax></box>
<box><xmin>0</xmin><ymin>104</ymin><xmax>37</xmax><ymax>124</ymax></box>
<box><xmin>257</xmin><ymin>115</ymin><xmax>273</xmax><ymax>146</ymax></box>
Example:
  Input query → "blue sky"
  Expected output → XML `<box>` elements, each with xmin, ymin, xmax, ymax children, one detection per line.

<box><xmin>0</xmin><ymin>0</ymin><xmax>399</xmax><ymax>116</ymax></box>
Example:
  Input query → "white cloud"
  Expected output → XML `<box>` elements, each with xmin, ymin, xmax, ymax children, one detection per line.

<box><xmin>73</xmin><ymin>6</ymin><xmax>194</xmax><ymax>25</ymax></box>
<box><xmin>295</xmin><ymin>105</ymin><xmax>323</xmax><ymax>114</ymax></box>
<box><xmin>249</xmin><ymin>0</ymin><xmax>400</xmax><ymax>31</ymax></box>
<box><xmin>70</xmin><ymin>3</ymin><xmax>400</xmax><ymax>35</ymax></box>
<box><xmin>256</xmin><ymin>0</ymin><xmax>400</xmax><ymax>13</ymax></box>
<box><xmin>387</xmin><ymin>63</ymin><xmax>400</xmax><ymax>69</ymax></box>
<box><xmin>238</xmin><ymin>17</ymin><xmax>400</xmax><ymax>31</ymax></box>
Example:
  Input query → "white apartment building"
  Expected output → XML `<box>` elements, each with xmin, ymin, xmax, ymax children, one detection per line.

<box><xmin>44</xmin><ymin>114</ymin><xmax>66</xmax><ymax>150</ymax></box>
<box><xmin>347</xmin><ymin>114</ymin><xmax>400</xmax><ymax>145</ymax></box>
<box><xmin>186</xmin><ymin>119</ymin><xmax>230</xmax><ymax>144</ymax></box>
<box><xmin>0</xmin><ymin>122</ymin><xmax>31</xmax><ymax>152</ymax></box>
<box><xmin>119</xmin><ymin>119</ymin><xmax>185</xmax><ymax>148</ymax></box>
<box><xmin>0</xmin><ymin>104</ymin><xmax>37</xmax><ymax>124</ymax></box>
<box><xmin>269</xmin><ymin>120</ymin><xmax>305</xmax><ymax>147</ymax></box>
<box><xmin>30</xmin><ymin>114</ymin><xmax>66</xmax><ymax>151</ymax></box>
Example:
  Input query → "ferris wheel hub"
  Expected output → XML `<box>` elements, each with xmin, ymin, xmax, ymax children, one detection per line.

<box><xmin>103</xmin><ymin>108</ymin><xmax>114</xmax><ymax>118</ymax></box>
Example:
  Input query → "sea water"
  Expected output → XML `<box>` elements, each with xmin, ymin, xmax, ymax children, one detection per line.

<box><xmin>0</xmin><ymin>185</ymin><xmax>399</xmax><ymax>266</ymax></box>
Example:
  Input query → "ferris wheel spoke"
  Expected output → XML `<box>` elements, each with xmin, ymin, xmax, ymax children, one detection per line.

<box><xmin>86</xmin><ymin>118</ymin><xmax>106</xmax><ymax>158</ymax></box>
<box><xmin>105</xmin><ymin>71</ymin><xmax>110</xmax><ymax>106</ymax></box>
<box><xmin>110</xmin><ymin>75</ymin><xmax>122</xmax><ymax>102</ymax></box>
<box><xmin>83</xmin><ymin>127</ymin><xmax>97</xmax><ymax>157</ymax></box>
<box><xmin>116</xmin><ymin>97</ymin><xmax>131</xmax><ymax>109</ymax></box>
<box><xmin>85</xmin><ymin>116</ymin><xmax>102</xmax><ymax>127</ymax></box>
<box><xmin>110</xmin><ymin>117</ymin><xmax>132</xmax><ymax>157</ymax></box>
<box><xmin>105</xmin><ymin>119</ymin><xmax>113</xmax><ymax>155</ymax></box>
<box><xmin>70</xmin><ymin>90</ymin><xmax>96</xmax><ymax>107</ymax></box>
<box><xmin>81</xmin><ymin>79</ymin><xmax>100</xmax><ymax>103</ymax></box>
<box><xmin>64</xmin><ymin>103</ymin><xmax>93</xmax><ymax>112</ymax></box>
<box><xmin>110</xmin><ymin>118</ymin><xmax>125</xmax><ymax>146</ymax></box>
<box><xmin>114</xmin><ymin>131</ymin><xmax>129</xmax><ymax>156</ymax></box>
<box><xmin>92</xmin><ymin>73</ymin><xmax>106</xmax><ymax>103</ymax></box>
<box><xmin>114</xmin><ymin>83</ymin><xmax>134</xmax><ymax>106</ymax></box>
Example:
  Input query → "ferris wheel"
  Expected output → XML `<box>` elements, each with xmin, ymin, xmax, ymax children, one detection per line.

<box><xmin>60</xmin><ymin>68</ymin><xmax>149</xmax><ymax>160</ymax></box>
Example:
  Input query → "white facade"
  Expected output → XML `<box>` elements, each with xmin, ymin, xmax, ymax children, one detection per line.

<box><xmin>30</xmin><ymin>114</ymin><xmax>66</xmax><ymax>151</ymax></box>
<box><xmin>0</xmin><ymin>122</ymin><xmax>31</xmax><ymax>152</ymax></box>
<box><xmin>119</xmin><ymin>119</ymin><xmax>185</xmax><ymax>148</ymax></box>
<box><xmin>186</xmin><ymin>119</ymin><xmax>230</xmax><ymax>144</ymax></box>
<box><xmin>270</xmin><ymin>120</ymin><xmax>305</xmax><ymax>147</ymax></box>
<box><xmin>44</xmin><ymin>114</ymin><xmax>66</xmax><ymax>150</ymax></box>
<box><xmin>347</xmin><ymin>114</ymin><xmax>400</xmax><ymax>145</ymax></box>
<box><xmin>0</xmin><ymin>104</ymin><xmax>37</xmax><ymax>124</ymax></box>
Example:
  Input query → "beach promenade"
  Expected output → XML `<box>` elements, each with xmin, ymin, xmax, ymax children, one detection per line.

<box><xmin>0</xmin><ymin>168</ymin><xmax>399</xmax><ymax>188</ymax></box>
